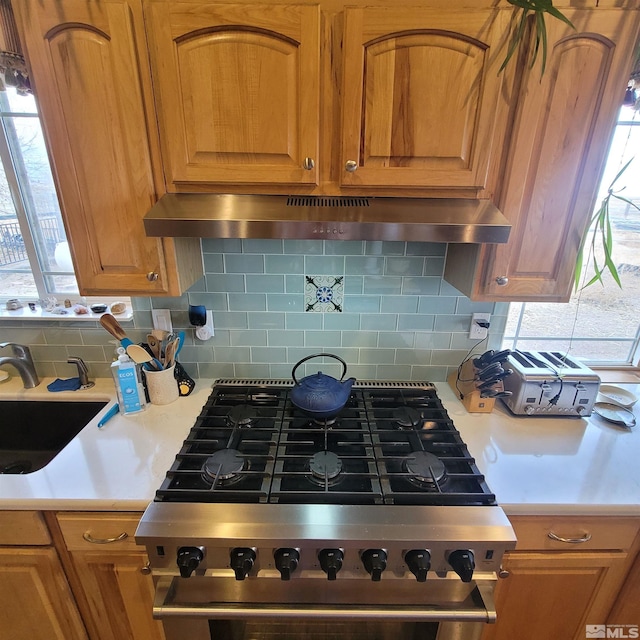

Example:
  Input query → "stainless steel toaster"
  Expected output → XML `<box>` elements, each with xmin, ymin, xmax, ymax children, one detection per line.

<box><xmin>501</xmin><ymin>350</ymin><xmax>600</xmax><ymax>416</ymax></box>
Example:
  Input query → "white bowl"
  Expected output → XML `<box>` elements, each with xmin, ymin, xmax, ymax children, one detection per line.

<box><xmin>597</xmin><ymin>384</ymin><xmax>638</xmax><ymax>409</ymax></box>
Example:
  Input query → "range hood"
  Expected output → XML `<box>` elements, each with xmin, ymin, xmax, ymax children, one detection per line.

<box><xmin>144</xmin><ymin>194</ymin><xmax>511</xmax><ymax>244</ymax></box>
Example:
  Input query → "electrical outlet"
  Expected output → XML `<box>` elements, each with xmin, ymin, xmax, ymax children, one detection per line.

<box><xmin>152</xmin><ymin>308</ymin><xmax>172</xmax><ymax>333</ymax></box>
<box><xmin>469</xmin><ymin>313</ymin><xmax>491</xmax><ymax>340</ymax></box>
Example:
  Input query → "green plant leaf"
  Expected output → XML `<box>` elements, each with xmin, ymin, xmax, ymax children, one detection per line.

<box><xmin>500</xmin><ymin>1</ymin><xmax>576</xmax><ymax>77</ymax></box>
<box><xmin>574</xmin><ymin>159</ymin><xmax>636</xmax><ymax>292</ymax></box>
<box><xmin>612</xmin><ymin>194</ymin><xmax>640</xmax><ymax>212</ymax></box>
<box><xmin>537</xmin><ymin>11</ymin><xmax>548</xmax><ymax>77</ymax></box>
<box><xmin>499</xmin><ymin>7</ymin><xmax>530</xmax><ymax>74</ymax></box>
<box><xmin>545</xmin><ymin>5</ymin><xmax>576</xmax><ymax>29</ymax></box>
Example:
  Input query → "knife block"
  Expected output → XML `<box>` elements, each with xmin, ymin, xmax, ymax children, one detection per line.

<box><xmin>447</xmin><ymin>358</ymin><xmax>496</xmax><ymax>413</ymax></box>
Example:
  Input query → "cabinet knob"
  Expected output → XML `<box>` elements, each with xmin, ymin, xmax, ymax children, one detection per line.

<box><xmin>140</xmin><ymin>562</ymin><xmax>152</xmax><ymax>575</ymax></box>
<box><xmin>498</xmin><ymin>566</ymin><xmax>510</xmax><ymax>579</ymax></box>
<box><xmin>345</xmin><ymin>160</ymin><xmax>358</xmax><ymax>173</ymax></box>
<box><xmin>495</xmin><ymin>276</ymin><xmax>509</xmax><ymax>286</ymax></box>
<box><xmin>303</xmin><ymin>157</ymin><xmax>315</xmax><ymax>171</ymax></box>
<box><xmin>147</xmin><ymin>272</ymin><xmax>159</xmax><ymax>282</ymax></box>
<box><xmin>82</xmin><ymin>531</ymin><xmax>128</xmax><ymax>544</ymax></box>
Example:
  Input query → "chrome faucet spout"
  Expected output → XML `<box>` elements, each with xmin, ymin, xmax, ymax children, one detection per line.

<box><xmin>0</xmin><ymin>343</ymin><xmax>40</xmax><ymax>388</ymax></box>
<box><xmin>67</xmin><ymin>356</ymin><xmax>94</xmax><ymax>390</ymax></box>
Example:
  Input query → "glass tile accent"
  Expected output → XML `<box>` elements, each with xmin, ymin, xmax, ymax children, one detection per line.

<box><xmin>304</xmin><ymin>275</ymin><xmax>344</xmax><ymax>312</ymax></box>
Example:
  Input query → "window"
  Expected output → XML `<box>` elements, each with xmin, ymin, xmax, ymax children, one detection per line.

<box><xmin>502</xmin><ymin>103</ymin><xmax>640</xmax><ymax>367</ymax></box>
<box><xmin>0</xmin><ymin>84</ymin><xmax>78</xmax><ymax>300</ymax></box>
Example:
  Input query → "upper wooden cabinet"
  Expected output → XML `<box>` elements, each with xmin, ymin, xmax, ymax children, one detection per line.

<box><xmin>144</xmin><ymin>0</ymin><xmax>511</xmax><ymax>195</ymax></box>
<box><xmin>13</xmin><ymin>0</ymin><xmax>203</xmax><ymax>296</ymax></box>
<box><xmin>340</xmin><ymin>7</ymin><xmax>509</xmax><ymax>190</ymax></box>
<box><xmin>445</xmin><ymin>7</ymin><xmax>640</xmax><ymax>302</ymax></box>
<box><xmin>145</xmin><ymin>1</ymin><xmax>320</xmax><ymax>188</ymax></box>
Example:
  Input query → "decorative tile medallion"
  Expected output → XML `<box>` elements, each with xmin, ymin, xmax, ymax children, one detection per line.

<box><xmin>305</xmin><ymin>275</ymin><xmax>344</xmax><ymax>312</ymax></box>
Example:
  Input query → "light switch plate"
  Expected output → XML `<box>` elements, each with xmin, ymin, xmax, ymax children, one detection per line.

<box><xmin>152</xmin><ymin>308</ymin><xmax>172</xmax><ymax>333</ymax></box>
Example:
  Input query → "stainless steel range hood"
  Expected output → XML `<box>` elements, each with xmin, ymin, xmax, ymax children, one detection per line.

<box><xmin>144</xmin><ymin>194</ymin><xmax>511</xmax><ymax>243</ymax></box>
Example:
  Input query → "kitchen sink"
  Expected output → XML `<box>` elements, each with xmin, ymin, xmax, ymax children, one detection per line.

<box><xmin>0</xmin><ymin>400</ymin><xmax>107</xmax><ymax>474</ymax></box>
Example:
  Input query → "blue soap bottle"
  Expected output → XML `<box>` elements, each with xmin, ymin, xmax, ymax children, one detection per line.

<box><xmin>111</xmin><ymin>350</ymin><xmax>146</xmax><ymax>414</ymax></box>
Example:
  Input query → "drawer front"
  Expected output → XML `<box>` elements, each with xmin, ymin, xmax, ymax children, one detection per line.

<box><xmin>0</xmin><ymin>511</ymin><xmax>50</xmax><ymax>546</ymax></box>
<box><xmin>57</xmin><ymin>513</ymin><xmax>143</xmax><ymax>552</ymax></box>
<box><xmin>509</xmin><ymin>516</ymin><xmax>639</xmax><ymax>552</ymax></box>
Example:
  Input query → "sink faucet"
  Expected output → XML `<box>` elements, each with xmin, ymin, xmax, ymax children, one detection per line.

<box><xmin>0</xmin><ymin>343</ymin><xmax>40</xmax><ymax>388</ymax></box>
<box><xmin>67</xmin><ymin>356</ymin><xmax>94</xmax><ymax>390</ymax></box>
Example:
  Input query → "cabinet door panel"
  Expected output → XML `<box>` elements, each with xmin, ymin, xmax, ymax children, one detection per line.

<box><xmin>16</xmin><ymin>0</ymin><xmax>174</xmax><ymax>295</ymax></box>
<box><xmin>483</xmin><ymin>551</ymin><xmax>629</xmax><ymax>640</ymax></box>
<box><xmin>0</xmin><ymin>547</ymin><xmax>87</xmax><ymax>640</ymax></box>
<box><xmin>70</xmin><ymin>550</ymin><xmax>164</xmax><ymax>640</ymax></box>
<box><xmin>146</xmin><ymin>1</ymin><xmax>320</xmax><ymax>187</ymax></box>
<box><xmin>341</xmin><ymin>8</ymin><xmax>508</xmax><ymax>189</ymax></box>
<box><xmin>470</xmin><ymin>10</ymin><xmax>640</xmax><ymax>301</ymax></box>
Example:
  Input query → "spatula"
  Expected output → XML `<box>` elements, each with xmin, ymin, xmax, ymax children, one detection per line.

<box><xmin>100</xmin><ymin>314</ymin><xmax>133</xmax><ymax>348</ymax></box>
<box><xmin>163</xmin><ymin>338</ymin><xmax>179</xmax><ymax>369</ymax></box>
<box><xmin>126</xmin><ymin>344</ymin><xmax>163</xmax><ymax>370</ymax></box>
<box><xmin>147</xmin><ymin>334</ymin><xmax>161</xmax><ymax>359</ymax></box>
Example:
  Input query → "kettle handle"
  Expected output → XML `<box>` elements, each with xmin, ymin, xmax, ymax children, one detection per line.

<box><xmin>291</xmin><ymin>353</ymin><xmax>348</xmax><ymax>385</ymax></box>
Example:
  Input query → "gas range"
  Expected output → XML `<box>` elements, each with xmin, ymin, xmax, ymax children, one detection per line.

<box><xmin>136</xmin><ymin>380</ymin><xmax>516</xmax><ymax>632</ymax></box>
<box><xmin>153</xmin><ymin>380</ymin><xmax>497</xmax><ymax>506</ymax></box>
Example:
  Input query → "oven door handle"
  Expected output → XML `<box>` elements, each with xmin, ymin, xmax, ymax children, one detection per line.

<box><xmin>152</xmin><ymin>576</ymin><xmax>497</xmax><ymax>623</ymax></box>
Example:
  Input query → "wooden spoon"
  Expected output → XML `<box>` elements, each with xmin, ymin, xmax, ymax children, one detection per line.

<box><xmin>100</xmin><ymin>314</ymin><xmax>133</xmax><ymax>348</ymax></box>
<box><xmin>164</xmin><ymin>338</ymin><xmax>179</xmax><ymax>369</ymax></box>
<box><xmin>147</xmin><ymin>334</ymin><xmax>161</xmax><ymax>359</ymax></box>
<box><xmin>126</xmin><ymin>344</ymin><xmax>162</xmax><ymax>370</ymax></box>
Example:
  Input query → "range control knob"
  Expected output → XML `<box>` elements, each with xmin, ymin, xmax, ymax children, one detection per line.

<box><xmin>318</xmin><ymin>548</ymin><xmax>344</xmax><ymax>581</ymax></box>
<box><xmin>361</xmin><ymin>549</ymin><xmax>387</xmax><ymax>581</ymax></box>
<box><xmin>274</xmin><ymin>548</ymin><xmax>300</xmax><ymax>581</ymax></box>
<box><xmin>448</xmin><ymin>550</ymin><xmax>475</xmax><ymax>583</ymax></box>
<box><xmin>230</xmin><ymin>547</ymin><xmax>256</xmax><ymax>581</ymax></box>
<box><xmin>404</xmin><ymin>549</ymin><xmax>431</xmax><ymax>582</ymax></box>
<box><xmin>176</xmin><ymin>546</ymin><xmax>204</xmax><ymax>578</ymax></box>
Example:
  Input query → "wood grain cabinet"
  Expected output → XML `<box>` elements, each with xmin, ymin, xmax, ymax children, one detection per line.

<box><xmin>53</xmin><ymin>512</ymin><xmax>164</xmax><ymax>640</ymax></box>
<box><xmin>607</xmin><ymin>530</ymin><xmax>640</xmax><ymax>625</ymax></box>
<box><xmin>482</xmin><ymin>516</ymin><xmax>640</xmax><ymax>640</ymax></box>
<box><xmin>340</xmin><ymin>7</ymin><xmax>509</xmax><ymax>191</ymax></box>
<box><xmin>13</xmin><ymin>0</ymin><xmax>203</xmax><ymax>296</ymax></box>
<box><xmin>0</xmin><ymin>511</ymin><xmax>87</xmax><ymax>640</ymax></box>
<box><xmin>144</xmin><ymin>0</ymin><xmax>511</xmax><ymax>196</ymax></box>
<box><xmin>145</xmin><ymin>0</ymin><xmax>320</xmax><ymax>189</ymax></box>
<box><xmin>445</xmin><ymin>6</ymin><xmax>640</xmax><ymax>302</ymax></box>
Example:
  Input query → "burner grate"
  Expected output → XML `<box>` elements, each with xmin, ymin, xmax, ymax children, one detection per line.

<box><xmin>154</xmin><ymin>383</ymin><xmax>495</xmax><ymax>506</ymax></box>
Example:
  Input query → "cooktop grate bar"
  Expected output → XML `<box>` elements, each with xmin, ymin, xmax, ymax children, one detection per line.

<box><xmin>214</xmin><ymin>379</ymin><xmax>436</xmax><ymax>390</ymax></box>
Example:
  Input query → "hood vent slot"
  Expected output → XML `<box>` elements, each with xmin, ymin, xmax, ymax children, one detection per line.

<box><xmin>287</xmin><ymin>196</ymin><xmax>370</xmax><ymax>207</ymax></box>
<box><xmin>144</xmin><ymin>193</ymin><xmax>511</xmax><ymax>243</ymax></box>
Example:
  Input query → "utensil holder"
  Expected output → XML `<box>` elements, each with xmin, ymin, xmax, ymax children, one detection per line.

<box><xmin>144</xmin><ymin>364</ymin><xmax>178</xmax><ymax>405</ymax></box>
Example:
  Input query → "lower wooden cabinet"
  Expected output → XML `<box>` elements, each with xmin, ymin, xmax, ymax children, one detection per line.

<box><xmin>0</xmin><ymin>512</ymin><xmax>87</xmax><ymax>640</ymax></box>
<box><xmin>607</xmin><ymin>529</ymin><xmax>640</xmax><ymax>626</ymax></box>
<box><xmin>53</xmin><ymin>512</ymin><xmax>164</xmax><ymax>640</ymax></box>
<box><xmin>482</xmin><ymin>516</ymin><xmax>640</xmax><ymax>640</ymax></box>
<box><xmin>1</xmin><ymin>510</ymin><xmax>638</xmax><ymax>640</ymax></box>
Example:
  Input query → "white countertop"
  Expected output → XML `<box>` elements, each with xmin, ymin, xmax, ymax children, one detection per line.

<box><xmin>1</xmin><ymin>376</ymin><xmax>639</xmax><ymax>516</ymax></box>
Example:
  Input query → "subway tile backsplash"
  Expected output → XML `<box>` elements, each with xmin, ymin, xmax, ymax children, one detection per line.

<box><xmin>0</xmin><ymin>240</ymin><xmax>508</xmax><ymax>381</ymax></box>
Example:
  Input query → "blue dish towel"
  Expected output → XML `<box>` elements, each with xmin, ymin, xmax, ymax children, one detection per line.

<box><xmin>47</xmin><ymin>377</ymin><xmax>81</xmax><ymax>392</ymax></box>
